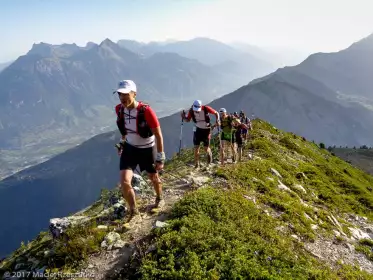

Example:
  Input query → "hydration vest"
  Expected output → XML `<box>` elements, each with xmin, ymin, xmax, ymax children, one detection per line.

<box><xmin>189</xmin><ymin>106</ymin><xmax>211</xmax><ymax>126</ymax></box>
<box><xmin>116</xmin><ymin>102</ymin><xmax>154</xmax><ymax>139</ymax></box>
<box><xmin>220</xmin><ymin>115</ymin><xmax>233</xmax><ymax>130</ymax></box>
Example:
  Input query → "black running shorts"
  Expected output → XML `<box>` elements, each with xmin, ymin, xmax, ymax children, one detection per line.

<box><xmin>120</xmin><ymin>142</ymin><xmax>157</xmax><ymax>173</ymax></box>
<box><xmin>234</xmin><ymin>131</ymin><xmax>243</xmax><ymax>147</ymax></box>
<box><xmin>193</xmin><ymin>127</ymin><xmax>211</xmax><ymax>147</ymax></box>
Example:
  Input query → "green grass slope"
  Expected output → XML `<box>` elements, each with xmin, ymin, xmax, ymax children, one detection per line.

<box><xmin>128</xmin><ymin>120</ymin><xmax>373</xmax><ymax>279</ymax></box>
<box><xmin>1</xmin><ymin>119</ymin><xmax>373</xmax><ymax>279</ymax></box>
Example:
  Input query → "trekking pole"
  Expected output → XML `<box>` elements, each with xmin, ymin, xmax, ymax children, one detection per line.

<box><xmin>178</xmin><ymin>111</ymin><xmax>184</xmax><ymax>155</ymax></box>
<box><xmin>158</xmin><ymin>168</ymin><xmax>190</xmax><ymax>183</ymax></box>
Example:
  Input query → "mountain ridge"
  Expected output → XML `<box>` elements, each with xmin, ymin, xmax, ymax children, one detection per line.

<box><xmin>1</xmin><ymin>119</ymin><xmax>373</xmax><ymax>279</ymax></box>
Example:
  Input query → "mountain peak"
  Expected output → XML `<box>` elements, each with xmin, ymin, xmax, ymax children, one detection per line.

<box><xmin>27</xmin><ymin>42</ymin><xmax>54</xmax><ymax>57</ymax></box>
<box><xmin>99</xmin><ymin>38</ymin><xmax>116</xmax><ymax>47</ymax></box>
<box><xmin>97</xmin><ymin>38</ymin><xmax>139</xmax><ymax>61</ymax></box>
<box><xmin>27</xmin><ymin>42</ymin><xmax>82</xmax><ymax>58</ymax></box>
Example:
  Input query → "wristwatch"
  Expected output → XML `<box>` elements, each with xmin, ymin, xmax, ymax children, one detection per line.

<box><xmin>156</xmin><ymin>152</ymin><xmax>166</xmax><ymax>163</ymax></box>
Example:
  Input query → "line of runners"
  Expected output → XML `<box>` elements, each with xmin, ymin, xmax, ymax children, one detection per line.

<box><xmin>181</xmin><ymin>99</ymin><xmax>252</xmax><ymax>168</ymax></box>
<box><xmin>113</xmin><ymin>79</ymin><xmax>252</xmax><ymax>225</ymax></box>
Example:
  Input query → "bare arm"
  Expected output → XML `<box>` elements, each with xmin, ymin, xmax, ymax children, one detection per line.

<box><xmin>214</xmin><ymin>111</ymin><xmax>220</xmax><ymax>123</ymax></box>
<box><xmin>152</xmin><ymin>126</ymin><xmax>164</xmax><ymax>154</ymax></box>
<box><xmin>145</xmin><ymin>105</ymin><xmax>165</xmax><ymax>164</ymax></box>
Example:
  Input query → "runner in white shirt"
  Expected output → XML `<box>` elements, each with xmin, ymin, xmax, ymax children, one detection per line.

<box><xmin>115</xmin><ymin>79</ymin><xmax>166</xmax><ymax>225</ymax></box>
<box><xmin>181</xmin><ymin>99</ymin><xmax>220</xmax><ymax>168</ymax></box>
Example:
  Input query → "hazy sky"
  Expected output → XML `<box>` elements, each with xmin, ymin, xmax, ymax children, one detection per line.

<box><xmin>0</xmin><ymin>0</ymin><xmax>372</xmax><ymax>62</ymax></box>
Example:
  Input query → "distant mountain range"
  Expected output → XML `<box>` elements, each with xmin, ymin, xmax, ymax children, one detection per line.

<box><xmin>1</xmin><ymin>33</ymin><xmax>373</xmax><ymax>257</ymax></box>
<box><xmin>0</xmin><ymin>37</ymin><xmax>275</xmax><ymax>179</ymax></box>
<box><xmin>163</xmin><ymin>33</ymin><xmax>373</xmax><ymax>149</ymax></box>
<box><xmin>117</xmin><ymin>37</ymin><xmax>275</xmax><ymax>79</ymax></box>
<box><xmin>331</xmin><ymin>147</ymin><xmax>373</xmax><ymax>176</ymax></box>
<box><xmin>0</xmin><ymin>38</ymin><xmax>239</xmax><ymax>149</ymax></box>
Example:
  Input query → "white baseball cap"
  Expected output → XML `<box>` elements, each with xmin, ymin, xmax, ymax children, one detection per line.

<box><xmin>192</xmin><ymin>100</ymin><xmax>202</xmax><ymax>112</ymax></box>
<box><xmin>116</xmin><ymin>80</ymin><xmax>137</xmax><ymax>94</ymax></box>
<box><xmin>219</xmin><ymin>108</ymin><xmax>227</xmax><ymax>113</ymax></box>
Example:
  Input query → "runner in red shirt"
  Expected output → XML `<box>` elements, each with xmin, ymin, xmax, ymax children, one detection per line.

<box><xmin>181</xmin><ymin>100</ymin><xmax>220</xmax><ymax>168</ymax></box>
<box><xmin>115</xmin><ymin>80</ymin><xmax>166</xmax><ymax>225</ymax></box>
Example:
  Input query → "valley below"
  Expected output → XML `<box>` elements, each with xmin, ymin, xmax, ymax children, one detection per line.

<box><xmin>0</xmin><ymin>100</ymin><xmax>186</xmax><ymax>180</ymax></box>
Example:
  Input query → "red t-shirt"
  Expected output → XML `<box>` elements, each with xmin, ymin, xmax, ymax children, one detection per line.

<box><xmin>185</xmin><ymin>105</ymin><xmax>216</xmax><ymax>129</ymax></box>
<box><xmin>115</xmin><ymin>101</ymin><xmax>159</xmax><ymax>148</ymax></box>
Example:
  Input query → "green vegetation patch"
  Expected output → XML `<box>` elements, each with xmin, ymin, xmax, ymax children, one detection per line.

<box><xmin>131</xmin><ymin>187</ymin><xmax>371</xmax><ymax>279</ymax></box>
<box><xmin>217</xmin><ymin>120</ymin><xmax>373</xmax><ymax>232</ymax></box>
<box><xmin>356</xmin><ymin>239</ymin><xmax>373</xmax><ymax>262</ymax></box>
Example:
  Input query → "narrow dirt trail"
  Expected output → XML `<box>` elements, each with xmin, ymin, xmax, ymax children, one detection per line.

<box><xmin>76</xmin><ymin>158</ymin><xmax>232</xmax><ymax>280</ymax></box>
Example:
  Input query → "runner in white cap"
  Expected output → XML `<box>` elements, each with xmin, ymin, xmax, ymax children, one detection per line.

<box><xmin>115</xmin><ymin>80</ymin><xmax>166</xmax><ymax>225</ymax></box>
<box><xmin>181</xmin><ymin>100</ymin><xmax>220</xmax><ymax>168</ymax></box>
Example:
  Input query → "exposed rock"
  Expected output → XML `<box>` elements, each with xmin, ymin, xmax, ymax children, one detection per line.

<box><xmin>277</xmin><ymin>180</ymin><xmax>290</xmax><ymax>191</ymax></box>
<box><xmin>101</xmin><ymin>241</ymin><xmax>109</xmax><ymax>249</ymax></box>
<box><xmin>270</xmin><ymin>168</ymin><xmax>282</xmax><ymax>178</ymax></box>
<box><xmin>275</xmin><ymin>225</ymin><xmax>286</xmax><ymax>233</ymax></box>
<box><xmin>304</xmin><ymin>213</ymin><xmax>313</xmax><ymax>221</ymax></box>
<box><xmin>49</xmin><ymin>215</ymin><xmax>92</xmax><ymax>239</ymax></box>
<box><xmin>291</xmin><ymin>234</ymin><xmax>300</xmax><ymax>241</ymax></box>
<box><xmin>49</xmin><ymin>217</ymin><xmax>70</xmax><ymax>238</ymax></box>
<box><xmin>348</xmin><ymin>227</ymin><xmax>371</xmax><ymax>240</ymax></box>
<box><xmin>190</xmin><ymin>175</ymin><xmax>210</xmax><ymax>187</ymax></box>
<box><xmin>344</xmin><ymin>243</ymin><xmax>355</xmax><ymax>253</ymax></box>
<box><xmin>363</xmin><ymin>225</ymin><xmax>373</xmax><ymax>235</ymax></box>
<box><xmin>132</xmin><ymin>174</ymin><xmax>148</xmax><ymax>191</ymax></box>
<box><xmin>327</xmin><ymin>214</ymin><xmax>347</xmax><ymax>237</ymax></box>
<box><xmin>97</xmin><ymin>225</ymin><xmax>108</xmax><ymax>230</ymax></box>
<box><xmin>113</xmin><ymin>203</ymin><xmax>126</xmax><ymax>219</ymax></box>
<box><xmin>299</xmin><ymin>198</ymin><xmax>313</xmax><ymax>209</ymax></box>
<box><xmin>333</xmin><ymin>230</ymin><xmax>341</xmax><ymax>237</ymax></box>
<box><xmin>305</xmin><ymin>239</ymin><xmax>373</xmax><ymax>274</ymax></box>
<box><xmin>112</xmin><ymin>240</ymin><xmax>127</xmax><ymax>249</ymax></box>
<box><xmin>105</xmin><ymin>232</ymin><xmax>121</xmax><ymax>244</ymax></box>
<box><xmin>44</xmin><ymin>249</ymin><xmax>55</xmax><ymax>258</ymax></box>
<box><xmin>243</xmin><ymin>195</ymin><xmax>256</xmax><ymax>204</ymax></box>
<box><xmin>155</xmin><ymin>221</ymin><xmax>169</xmax><ymax>228</ymax></box>
<box><xmin>292</xmin><ymin>184</ymin><xmax>307</xmax><ymax>194</ymax></box>
<box><xmin>311</xmin><ymin>224</ymin><xmax>318</xmax><ymax>230</ymax></box>
<box><xmin>101</xmin><ymin>232</ymin><xmax>124</xmax><ymax>250</ymax></box>
<box><xmin>104</xmin><ymin>193</ymin><xmax>121</xmax><ymax>209</ymax></box>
